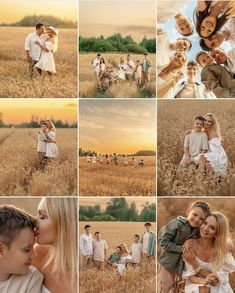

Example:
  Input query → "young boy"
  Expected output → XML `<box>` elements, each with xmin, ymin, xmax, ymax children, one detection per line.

<box><xmin>92</xmin><ymin>232</ymin><xmax>108</xmax><ymax>271</ymax></box>
<box><xmin>129</xmin><ymin>235</ymin><xmax>142</xmax><ymax>265</ymax></box>
<box><xmin>0</xmin><ymin>205</ymin><xmax>43</xmax><ymax>293</ymax></box>
<box><xmin>37</xmin><ymin>122</ymin><xmax>47</xmax><ymax>170</ymax></box>
<box><xmin>141</xmin><ymin>222</ymin><xmax>156</xmax><ymax>261</ymax></box>
<box><xmin>107</xmin><ymin>246</ymin><xmax>121</xmax><ymax>269</ymax></box>
<box><xmin>179</xmin><ymin>116</ymin><xmax>208</xmax><ymax>169</ymax></box>
<box><xmin>158</xmin><ymin>201</ymin><xmax>211</xmax><ymax>293</ymax></box>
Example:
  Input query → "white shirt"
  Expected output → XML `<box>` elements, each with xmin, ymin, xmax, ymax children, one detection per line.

<box><xmin>80</xmin><ymin>233</ymin><xmax>93</xmax><ymax>256</ymax></box>
<box><xmin>24</xmin><ymin>32</ymin><xmax>45</xmax><ymax>61</ymax></box>
<box><xmin>129</xmin><ymin>242</ymin><xmax>142</xmax><ymax>264</ymax></box>
<box><xmin>142</xmin><ymin>232</ymin><xmax>150</xmax><ymax>253</ymax></box>
<box><xmin>93</xmin><ymin>58</ymin><xmax>100</xmax><ymax>72</ymax></box>
<box><xmin>125</xmin><ymin>60</ymin><xmax>135</xmax><ymax>74</ymax></box>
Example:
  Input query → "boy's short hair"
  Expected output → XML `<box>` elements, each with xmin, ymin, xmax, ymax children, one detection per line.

<box><xmin>134</xmin><ymin>234</ymin><xmax>140</xmax><ymax>239</ymax></box>
<box><xmin>188</xmin><ymin>201</ymin><xmax>211</xmax><ymax>217</ymax></box>
<box><xmin>144</xmin><ymin>222</ymin><xmax>152</xmax><ymax>227</ymax></box>
<box><xmin>97</xmin><ymin>53</ymin><xmax>101</xmax><ymax>57</ymax></box>
<box><xmin>40</xmin><ymin>122</ymin><xmax>47</xmax><ymax>127</ymax></box>
<box><xmin>84</xmin><ymin>224</ymin><xmax>91</xmax><ymax>229</ymax></box>
<box><xmin>36</xmin><ymin>23</ymin><xmax>44</xmax><ymax>30</ymax></box>
<box><xmin>0</xmin><ymin>206</ymin><xmax>37</xmax><ymax>248</ymax></box>
<box><xmin>194</xmin><ymin>115</ymin><xmax>204</xmax><ymax>122</ymax></box>
<box><xmin>199</xmin><ymin>39</ymin><xmax>210</xmax><ymax>52</ymax></box>
<box><xmin>116</xmin><ymin>246</ymin><xmax>121</xmax><ymax>249</ymax></box>
<box><xmin>95</xmin><ymin>231</ymin><xmax>100</xmax><ymax>235</ymax></box>
<box><xmin>187</xmin><ymin>61</ymin><xmax>198</xmax><ymax>67</ymax></box>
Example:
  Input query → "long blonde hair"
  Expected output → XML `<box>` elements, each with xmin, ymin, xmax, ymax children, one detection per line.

<box><xmin>203</xmin><ymin>113</ymin><xmax>221</xmax><ymax>139</ymax></box>
<box><xmin>45</xmin><ymin>197</ymin><xmax>78</xmax><ymax>290</ymax></box>
<box><xmin>210</xmin><ymin>211</ymin><xmax>232</xmax><ymax>272</ymax></box>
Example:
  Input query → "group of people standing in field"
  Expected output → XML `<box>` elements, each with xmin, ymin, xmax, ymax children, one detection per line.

<box><xmin>86</xmin><ymin>154</ymin><xmax>145</xmax><ymax>167</ymax></box>
<box><xmin>80</xmin><ymin>222</ymin><xmax>156</xmax><ymax>276</ymax></box>
<box><xmin>92</xmin><ymin>53</ymin><xmax>151</xmax><ymax>90</ymax></box>
<box><xmin>158</xmin><ymin>0</ymin><xmax>235</xmax><ymax>98</ymax></box>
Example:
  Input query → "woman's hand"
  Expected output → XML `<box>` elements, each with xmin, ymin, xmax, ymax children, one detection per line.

<box><xmin>182</xmin><ymin>243</ymin><xmax>196</xmax><ymax>263</ymax></box>
<box><xmin>203</xmin><ymin>274</ymin><xmax>219</xmax><ymax>286</ymax></box>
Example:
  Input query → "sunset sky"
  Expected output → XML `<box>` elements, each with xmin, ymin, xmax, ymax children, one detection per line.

<box><xmin>0</xmin><ymin>99</ymin><xmax>77</xmax><ymax>124</ymax></box>
<box><xmin>80</xmin><ymin>0</ymin><xmax>155</xmax><ymax>42</ymax></box>
<box><xmin>0</xmin><ymin>0</ymin><xmax>77</xmax><ymax>23</ymax></box>
<box><xmin>79</xmin><ymin>100</ymin><xmax>156</xmax><ymax>154</ymax></box>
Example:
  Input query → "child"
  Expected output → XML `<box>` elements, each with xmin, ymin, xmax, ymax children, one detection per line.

<box><xmin>0</xmin><ymin>205</ymin><xmax>43</xmax><ymax>293</ymax></box>
<box><xmin>138</xmin><ymin>159</ymin><xmax>145</xmax><ymax>167</ymax></box>
<box><xmin>92</xmin><ymin>232</ymin><xmax>108</xmax><ymax>271</ymax></box>
<box><xmin>129</xmin><ymin>235</ymin><xmax>142</xmax><ymax>265</ymax></box>
<box><xmin>132</xmin><ymin>157</ymin><xmax>138</xmax><ymax>167</ymax></box>
<box><xmin>37</xmin><ymin>122</ymin><xmax>47</xmax><ymax>170</ymax></box>
<box><xmin>134</xmin><ymin>60</ymin><xmax>142</xmax><ymax>86</ymax></box>
<box><xmin>113</xmin><ymin>153</ymin><xmax>118</xmax><ymax>165</ymax></box>
<box><xmin>179</xmin><ymin>115</ymin><xmax>208</xmax><ymax>169</ymax></box>
<box><xmin>107</xmin><ymin>246</ymin><xmax>121</xmax><ymax>269</ymax></box>
<box><xmin>158</xmin><ymin>201</ymin><xmax>211</xmax><ymax>293</ymax></box>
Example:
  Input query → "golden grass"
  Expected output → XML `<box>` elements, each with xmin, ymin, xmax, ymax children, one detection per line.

<box><xmin>79</xmin><ymin>156</ymin><xmax>156</xmax><ymax>196</ymax></box>
<box><xmin>79</xmin><ymin>53</ymin><xmax>156</xmax><ymax>98</ymax></box>
<box><xmin>0</xmin><ymin>128</ymin><xmax>77</xmax><ymax>196</ymax></box>
<box><xmin>79</xmin><ymin>221</ymin><xmax>156</xmax><ymax>293</ymax></box>
<box><xmin>157</xmin><ymin>100</ymin><xmax>235</xmax><ymax>196</ymax></box>
<box><xmin>0</xmin><ymin>27</ymin><xmax>77</xmax><ymax>98</ymax></box>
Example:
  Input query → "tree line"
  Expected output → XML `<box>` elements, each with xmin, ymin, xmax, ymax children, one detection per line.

<box><xmin>80</xmin><ymin>198</ymin><xmax>156</xmax><ymax>222</ymax></box>
<box><xmin>79</xmin><ymin>148</ymin><xmax>155</xmax><ymax>157</ymax></box>
<box><xmin>79</xmin><ymin>34</ymin><xmax>156</xmax><ymax>53</ymax></box>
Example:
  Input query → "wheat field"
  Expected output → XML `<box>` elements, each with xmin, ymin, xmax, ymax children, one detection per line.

<box><xmin>0</xmin><ymin>27</ymin><xmax>77</xmax><ymax>98</ymax></box>
<box><xmin>157</xmin><ymin>100</ymin><xmax>235</xmax><ymax>196</ymax></box>
<box><xmin>79</xmin><ymin>221</ymin><xmax>156</xmax><ymax>293</ymax></box>
<box><xmin>0</xmin><ymin>128</ymin><xmax>77</xmax><ymax>196</ymax></box>
<box><xmin>79</xmin><ymin>156</ymin><xmax>156</xmax><ymax>196</ymax></box>
<box><xmin>79</xmin><ymin>53</ymin><xmax>156</xmax><ymax>98</ymax></box>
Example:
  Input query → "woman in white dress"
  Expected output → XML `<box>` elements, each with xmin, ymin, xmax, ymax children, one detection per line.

<box><xmin>182</xmin><ymin>212</ymin><xmax>235</xmax><ymax>293</ymax></box>
<box><xmin>117</xmin><ymin>244</ymin><xmax>132</xmax><ymax>276</ymax></box>
<box><xmin>199</xmin><ymin>113</ymin><xmax>228</xmax><ymax>176</ymax></box>
<box><xmin>117</xmin><ymin>57</ymin><xmax>126</xmax><ymax>80</ymax></box>
<box><xmin>45</xmin><ymin>120</ymin><xmax>58</xmax><ymax>160</ymax></box>
<box><xmin>34</xmin><ymin>26</ymin><xmax>58</xmax><ymax>82</ymax></box>
<box><xmin>33</xmin><ymin>197</ymin><xmax>78</xmax><ymax>293</ymax></box>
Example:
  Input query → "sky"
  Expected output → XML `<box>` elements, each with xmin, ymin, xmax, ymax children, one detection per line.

<box><xmin>79</xmin><ymin>0</ymin><xmax>155</xmax><ymax>42</ymax></box>
<box><xmin>0</xmin><ymin>99</ymin><xmax>77</xmax><ymax>124</ymax></box>
<box><xmin>79</xmin><ymin>100</ymin><xmax>156</xmax><ymax>154</ymax></box>
<box><xmin>79</xmin><ymin>197</ymin><xmax>156</xmax><ymax>212</ymax></box>
<box><xmin>0</xmin><ymin>0</ymin><xmax>77</xmax><ymax>23</ymax></box>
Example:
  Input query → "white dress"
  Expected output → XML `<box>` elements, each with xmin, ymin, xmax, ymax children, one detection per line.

<box><xmin>42</xmin><ymin>285</ymin><xmax>52</xmax><ymax>293</ymax></box>
<box><xmin>117</xmin><ymin>255</ymin><xmax>132</xmax><ymax>275</ymax></box>
<box><xmin>204</xmin><ymin>138</ymin><xmax>228</xmax><ymax>176</ymax></box>
<box><xmin>183</xmin><ymin>254</ymin><xmax>235</xmax><ymax>293</ymax></box>
<box><xmin>35</xmin><ymin>41</ymin><xmax>56</xmax><ymax>73</ymax></box>
<box><xmin>46</xmin><ymin>131</ymin><xmax>58</xmax><ymax>158</ymax></box>
<box><xmin>117</xmin><ymin>64</ymin><xmax>126</xmax><ymax>80</ymax></box>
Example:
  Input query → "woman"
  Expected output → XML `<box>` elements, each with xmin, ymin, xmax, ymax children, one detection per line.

<box><xmin>35</xmin><ymin>26</ymin><xmax>58</xmax><ymax>82</ymax></box>
<box><xmin>200</xmin><ymin>113</ymin><xmax>228</xmax><ymax>176</ymax></box>
<box><xmin>98</xmin><ymin>58</ymin><xmax>106</xmax><ymax>81</ymax></box>
<box><xmin>194</xmin><ymin>0</ymin><xmax>234</xmax><ymax>38</ymax></box>
<box><xmin>117</xmin><ymin>57</ymin><xmax>126</xmax><ymax>80</ymax></box>
<box><xmin>183</xmin><ymin>212</ymin><xmax>235</xmax><ymax>292</ymax></box>
<box><xmin>117</xmin><ymin>244</ymin><xmax>132</xmax><ymax>276</ymax></box>
<box><xmin>158</xmin><ymin>52</ymin><xmax>187</xmax><ymax>99</ymax></box>
<box><xmin>33</xmin><ymin>197</ymin><xmax>78</xmax><ymax>293</ymax></box>
<box><xmin>45</xmin><ymin>120</ymin><xmax>58</xmax><ymax>160</ymax></box>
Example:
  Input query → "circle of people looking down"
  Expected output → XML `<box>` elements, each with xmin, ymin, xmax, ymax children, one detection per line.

<box><xmin>92</xmin><ymin>53</ymin><xmax>152</xmax><ymax>91</ymax></box>
<box><xmin>86</xmin><ymin>153</ymin><xmax>145</xmax><ymax>167</ymax></box>
<box><xmin>80</xmin><ymin>223</ymin><xmax>156</xmax><ymax>276</ymax></box>
<box><xmin>157</xmin><ymin>0</ymin><xmax>235</xmax><ymax>98</ymax></box>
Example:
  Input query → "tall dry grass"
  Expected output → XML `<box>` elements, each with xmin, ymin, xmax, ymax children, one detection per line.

<box><xmin>157</xmin><ymin>100</ymin><xmax>235</xmax><ymax>196</ymax></box>
<box><xmin>0</xmin><ymin>27</ymin><xmax>77</xmax><ymax>98</ymax></box>
<box><xmin>79</xmin><ymin>221</ymin><xmax>156</xmax><ymax>293</ymax></box>
<box><xmin>0</xmin><ymin>128</ymin><xmax>77</xmax><ymax>196</ymax></box>
<box><xmin>79</xmin><ymin>156</ymin><xmax>156</xmax><ymax>196</ymax></box>
<box><xmin>79</xmin><ymin>53</ymin><xmax>156</xmax><ymax>98</ymax></box>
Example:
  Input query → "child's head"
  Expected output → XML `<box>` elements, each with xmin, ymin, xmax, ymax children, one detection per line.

<box><xmin>94</xmin><ymin>231</ymin><xmax>101</xmax><ymax>240</ymax></box>
<box><xmin>193</xmin><ymin>115</ymin><xmax>204</xmax><ymax>132</ymax></box>
<box><xmin>116</xmin><ymin>246</ymin><xmax>121</xmax><ymax>253</ymax></box>
<box><xmin>40</xmin><ymin>122</ymin><xmax>47</xmax><ymax>132</ymax></box>
<box><xmin>196</xmin><ymin>51</ymin><xmax>214</xmax><ymax>67</ymax></box>
<box><xmin>133</xmin><ymin>234</ymin><xmax>139</xmax><ymax>243</ymax></box>
<box><xmin>136</xmin><ymin>60</ymin><xmax>140</xmax><ymax>65</ymax></box>
<box><xmin>186</xmin><ymin>201</ymin><xmax>211</xmax><ymax>228</ymax></box>
<box><xmin>0</xmin><ymin>206</ymin><xmax>37</xmax><ymax>275</ymax></box>
<box><xmin>144</xmin><ymin>222</ymin><xmax>152</xmax><ymax>232</ymax></box>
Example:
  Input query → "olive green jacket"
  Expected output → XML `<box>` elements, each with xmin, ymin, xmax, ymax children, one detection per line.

<box><xmin>158</xmin><ymin>216</ymin><xmax>199</xmax><ymax>274</ymax></box>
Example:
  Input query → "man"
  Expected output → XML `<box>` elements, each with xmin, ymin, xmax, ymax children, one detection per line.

<box><xmin>92</xmin><ymin>53</ymin><xmax>101</xmax><ymax>85</ymax></box>
<box><xmin>141</xmin><ymin>53</ymin><xmax>151</xmax><ymax>85</ymax></box>
<box><xmin>141</xmin><ymin>222</ymin><xmax>156</xmax><ymax>261</ymax></box>
<box><xmin>80</xmin><ymin>225</ymin><xmax>93</xmax><ymax>270</ymax></box>
<box><xmin>196</xmin><ymin>51</ymin><xmax>235</xmax><ymax>98</ymax></box>
<box><xmin>125</xmin><ymin>54</ymin><xmax>135</xmax><ymax>80</ymax></box>
<box><xmin>173</xmin><ymin>61</ymin><xmax>216</xmax><ymax>98</ymax></box>
<box><xmin>24</xmin><ymin>23</ymin><xmax>45</xmax><ymax>79</ymax></box>
<box><xmin>92</xmin><ymin>232</ymin><xmax>108</xmax><ymax>271</ymax></box>
<box><xmin>211</xmin><ymin>47</ymin><xmax>235</xmax><ymax>76</ymax></box>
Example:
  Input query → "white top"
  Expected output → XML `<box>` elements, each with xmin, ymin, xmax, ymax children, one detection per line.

<box><xmin>117</xmin><ymin>63</ymin><xmax>127</xmax><ymax>79</ymax></box>
<box><xmin>92</xmin><ymin>239</ymin><xmax>108</xmax><ymax>262</ymax></box>
<box><xmin>0</xmin><ymin>266</ymin><xmax>43</xmax><ymax>293</ymax></box>
<box><xmin>157</xmin><ymin>0</ymin><xmax>189</xmax><ymax>24</ymax></box>
<box><xmin>80</xmin><ymin>233</ymin><xmax>93</xmax><ymax>256</ymax></box>
<box><xmin>142</xmin><ymin>232</ymin><xmax>150</xmax><ymax>253</ymax></box>
<box><xmin>183</xmin><ymin>253</ymin><xmax>235</xmax><ymax>293</ymax></box>
<box><xmin>125</xmin><ymin>60</ymin><xmax>135</xmax><ymax>74</ymax></box>
<box><xmin>129</xmin><ymin>242</ymin><xmax>142</xmax><ymax>264</ymax></box>
<box><xmin>100</xmin><ymin>63</ymin><xmax>106</xmax><ymax>73</ymax></box>
<box><xmin>42</xmin><ymin>286</ymin><xmax>52</xmax><ymax>293</ymax></box>
<box><xmin>35</xmin><ymin>41</ymin><xmax>56</xmax><ymax>73</ymax></box>
<box><xmin>93</xmin><ymin>58</ymin><xmax>100</xmax><ymax>73</ymax></box>
<box><xmin>24</xmin><ymin>32</ymin><xmax>45</xmax><ymax>61</ymax></box>
<box><xmin>45</xmin><ymin>131</ymin><xmax>58</xmax><ymax>158</ymax></box>
<box><xmin>37</xmin><ymin>131</ymin><xmax>46</xmax><ymax>153</ymax></box>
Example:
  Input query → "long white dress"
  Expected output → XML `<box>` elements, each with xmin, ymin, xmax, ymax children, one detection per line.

<box><xmin>42</xmin><ymin>285</ymin><xmax>52</xmax><ymax>293</ymax></box>
<box><xmin>204</xmin><ymin>138</ymin><xmax>228</xmax><ymax>176</ymax></box>
<box><xmin>117</xmin><ymin>64</ymin><xmax>126</xmax><ymax>80</ymax></box>
<box><xmin>46</xmin><ymin>131</ymin><xmax>58</xmax><ymax>158</ymax></box>
<box><xmin>183</xmin><ymin>253</ymin><xmax>235</xmax><ymax>293</ymax></box>
<box><xmin>117</xmin><ymin>255</ymin><xmax>132</xmax><ymax>275</ymax></box>
<box><xmin>35</xmin><ymin>41</ymin><xmax>56</xmax><ymax>73</ymax></box>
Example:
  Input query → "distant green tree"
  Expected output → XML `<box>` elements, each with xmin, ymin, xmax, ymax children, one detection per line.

<box><xmin>105</xmin><ymin>198</ymin><xmax>129</xmax><ymax>221</ymax></box>
<box><xmin>139</xmin><ymin>203</ymin><xmax>156</xmax><ymax>222</ymax></box>
<box><xmin>92</xmin><ymin>215</ymin><xmax>116</xmax><ymax>221</ymax></box>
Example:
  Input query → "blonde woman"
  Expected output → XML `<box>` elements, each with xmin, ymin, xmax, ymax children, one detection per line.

<box><xmin>199</xmin><ymin>113</ymin><xmax>228</xmax><ymax>176</ymax></box>
<box><xmin>45</xmin><ymin>120</ymin><xmax>58</xmax><ymax>159</ymax></box>
<box><xmin>182</xmin><ymin>212</ymin><xmax>235</xmax><ymax>292</ymax></box>
<box><xmin>117</xmin><ymin>57</ymin><xmax>126</xmax><ymax>80</ymax></box>
<box><xmin>117</xmin><ymin>244</ymin><xmax>132</xmax><ymax>276</ymax></box>
<box><xmin>33</xmin><ymin>197</ymin><xmax>78</xmax><ymax>293</ymax></box>
<box><xmin>157</xmin><ymin>52</ymin><xmax>187</xmax><ymax>99</ymax></box>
